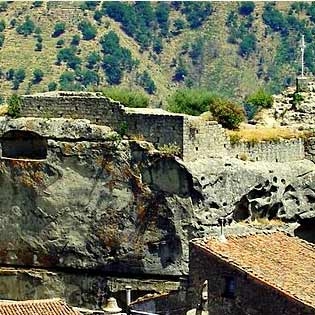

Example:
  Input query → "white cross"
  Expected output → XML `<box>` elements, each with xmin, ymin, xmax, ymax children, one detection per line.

<box><xmin>301</xmin><ymin>35</ymin><xmax>306</xmax><ymax>77</ymax></box>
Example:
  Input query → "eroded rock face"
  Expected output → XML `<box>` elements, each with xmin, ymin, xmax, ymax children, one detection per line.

<box><xmin>1</xmin><ymin>117</ymin><xmax>315</xmax><ymax>308</ymax></box>
<box><xmin>185</xmin><ymin>158</ymin><xmax>315</xmax><ymax>225</ymax></box>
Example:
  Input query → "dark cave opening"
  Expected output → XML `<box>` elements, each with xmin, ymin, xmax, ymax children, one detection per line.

<box><xmin>1</xmin><ymin>130</ymin><xmax>47</xmax><ymax>160</ymax></box>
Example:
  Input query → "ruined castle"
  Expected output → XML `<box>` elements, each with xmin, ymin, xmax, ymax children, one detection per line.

<box><xmin>1</xmin><ymin>89</ymin><xmax>308</xmax><ymax>164</ymax></box>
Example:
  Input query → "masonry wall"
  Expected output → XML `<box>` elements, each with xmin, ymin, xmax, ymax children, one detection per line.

<box><xmin>188</xmin><ymin>244</ymin><xmax>315</xmax><ymax>315</ymax></box>
<box><xmin>20</xmin><ymin>94</ymin><xmax>124</xmax><ymax>129</ymax></box>
<box><xmin>229</xmin><ymin>138</ymin><xmax>305</xmax><ymax>162</ymax></box>
<box><xmin>183</xmin><ymin>118</ymin><xmax>228</xmax><ymax>161</ymax></box>
<box><xmin>125</xmin><ymin>113</ymin><xmax>184</xmax><ymax>149</ymax></box>
<box><xmin>304</xmin><ymin>137</ymin><xmax>315</xmax><ymax>163</ymax></box>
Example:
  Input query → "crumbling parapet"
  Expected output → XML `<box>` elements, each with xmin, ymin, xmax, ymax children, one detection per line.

<box><xmin>20</xmin><ymin>91</ymin><xmax>125</xmax><ymax>130</ymax></box>
<box><xmin>296</xmin><ymin>76</ymin><xmax>315</xmax><ymax>92</ymax></box>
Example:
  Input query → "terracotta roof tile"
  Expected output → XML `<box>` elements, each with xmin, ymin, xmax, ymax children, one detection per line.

<box><xmin>0</xmin><ymin>298</ymin><xmax>81</xmax><ymax>315</ymax></box>
<box><xmin>193</xmin><ymin>232</ymin><xmax>315</xmax><ymax>309</ymax></box>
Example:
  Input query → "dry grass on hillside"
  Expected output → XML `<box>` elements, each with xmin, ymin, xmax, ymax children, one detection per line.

<box><xmin>228</xmin><ymin>127</ymin><xmax>306</xmax><ymax>144</ymax></box>
<box><xmin>0</xmin><ymin>105</ymin><xmax>8</xmax><ymax>116</ymax></box>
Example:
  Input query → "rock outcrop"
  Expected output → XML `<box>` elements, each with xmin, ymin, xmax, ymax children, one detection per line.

<box><xmin>1</xmin><ymin>110</ymin><xmax>315</xmax><ymax>308</ymax></box>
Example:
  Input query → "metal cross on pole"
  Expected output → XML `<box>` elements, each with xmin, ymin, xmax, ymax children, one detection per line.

<box><xmin>301</xmin><ymin>35</ymin><xmax>306</xmax><ymax>77</ymax></box>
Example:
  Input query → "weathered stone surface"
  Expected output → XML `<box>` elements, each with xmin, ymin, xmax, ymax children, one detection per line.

<box><xmin>2</xmin><ymin>113</ymin><xmax>315</xmax><ymax>309</ymax></box>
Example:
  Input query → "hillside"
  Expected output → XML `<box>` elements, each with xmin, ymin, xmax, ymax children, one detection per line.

<box><xmin>0</xmin><ymin>1</ymin><xmax>312</xmax><ymax>107</ymax></box>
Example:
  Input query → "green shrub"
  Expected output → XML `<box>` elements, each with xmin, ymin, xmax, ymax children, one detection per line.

<box><xmin>167</xmin><ymin>88</ymin><xmax>215</xmax><ymax>116</ymax></box>
<box><xmin>246</xmin><ymin>89</ymin><xmax>273</xmax><ymax>109</ymax></box>
<box><xmin>209</xmin><ymin>98</ymin><xmax>245</xmax><ymax>129</ymax></box>
<box><xmin>0</xmin><ymin>33</ymin><xmax>4</xmax><ymax>47</ymax></box>
<box><xmin>137</xmin><ymin>71</ymin><xmax>156</xmax><ymax>94</ymax></box>
<box><xmin>158</xmin><ymin>143</ymin><xmax>181</xmax><ymax>157</ymax></box>
<box><xmin>71</xmin><ymin>34</ymin><xmax>80</xmax><ymax>46</ymax></box>
<box><xmin>0</xmin><ymin>20</ymin><xmax>6</xmax><ymax>32</ymax></box>
<box><xmin>32</xmin><ymin>1</ymin><xmax>43</xmax><ymax>8</ymax></box>
<box><xmin>239</xmin><ymin>2</ymin><xmax>255</xmax><ymax>16</ymax></box>
<box><xmin>16</xmin><ymin>16</ymin><xmax>35</xmax><ymax>36</ymax></box>
<box><xmin>52</xmin><ymin>22</ymin><xmax>65</xmax><ymax>37</ymax></box>
<box><xmin>33</xmin><ymin>69</ymin><xmax>44</xmax><ymax>83</ymax></box>
<box><xmin>56</xmin><ymin>39</ymin><xmax>64</xmax><ymax>48</ymax></box>
<box><xmin>78</xmin><ymin>20</ymin><xmax>96</xmax><ymax>40</ymax></box>
<box><xmin>102</xmin><ymin>87</ymin><xmax>149</xmax><ymax>108</ymax></box>
<box><xmin>48</xmin><ymin>81</ymin><xmax>57</xmax><ymax>91</ymax></box>
<box><xmin>7</xmin><ymin>94</ymin><xmax>21</xmax><ymax>117</ymax></box>
<box><xmin>87</xmin><ymin>51</ymin><xmax>100</xmax><ymax>69</ymax></box>
<box><xmin>239</xmin><ymin>33</ymin><xmax>256</xmax><ymax>57</ymax></box>
<box><xmin>0</xmin><ymin>2</ymin><xmax>8</xmax><ymax>12</ymax></box>
<box><xmin>291</xmin><ymin>92</ymin><xmax>304</xmax><ymax>107</ymax></box>
<box><xmin>35</xmin><ymin>41</ymin><xmax>42</xmax><ymax>51</ymax></box>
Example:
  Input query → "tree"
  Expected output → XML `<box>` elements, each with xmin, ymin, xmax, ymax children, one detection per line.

<box><xmin>174</xmin><ymin>59</ymin><xmax>188</xmax><ymax>81</ymax></box>
<box><xmin>59</xmin><ymin>71</ymin><xmax>75</xmax><ymax>90</ymax></box>
<box><xmin>80</xmin><ymin>1</ymin><xmax>99</xmax><ymax>10</ymax></box>
<box><xmin>6</xmin><ymin>68</ymin><xmax>14</xmax><ymax>81</ymax></box>
<box><xmin>246</xmin><ymin>89</ymin><xmax>273</xmax><ymax>109</ymax></box>
<box><xmin>35</xmin><ymin>41</ymin><xmax>42</xmax><ymax>51</ymax></box>
<box><xmin>48</xmin><ymin>81</ymin><xmax>57</xmax><ymax>91</ymax></box>
<box><xmin>71</xmin><ymin>34</ymin><xmax>80</xmax><ymax>46</ymax></box>
<box><xmin>209</xmin><ymin>98</ymin><xmax>245</xmax><ymax>129</ymax></box>
<box><xmin>100</xmin><ymin>31</ymin><xmax>120</xmax><ymax>54</ymax></box>
<box><xmin>0</xmin><ymin>2</ymin><xmax>8</xmax><ymax>12</ymax></box>
<box><xmin>173</xmin><ymin>18</ymin><xmax>185</xmax><ymax>35</ymax></box>
<box><xmin>182</xmin><ymin>2</ymin><xmax>212</xmax><ymax>29</ymax></box>
<box><xmin>262</xmin><ymin>4</ymin><xmax>287</xmax><ymax>33</ymax></box>
<box><xmin>56</xmin><ymin>39</ymin><xmax>64</xmax><ymax>48</ymax></box>
<box><xmin>15</xmin><ymin>68</ymin><xmax>26</xmax><ymax>83</ymax></box>
<box><xmin>7</xmin><ymin>94</ymin><xmax>21</xmax><ymax>117</ymax></box>
<box><xmin>239</xmin><ymin>2</ymin><xmax>255</xmax><ymax>16</ymax></box>
<box><xmin>189</xmin><ymin>38</ymin><xmax>204</xmax><ymax>65</ymax></box>
<box><xmin>239</xmin><ymin>33</ymin><xmax>256</xmax><ymax>57</ymax></box>
<box><xmin>52</xmin><ymin>22</ymin><xmax>65</xmax><ymax>37</ymax></box>
<box><xmin>33</xmin><ymin>69</ymin><xmax>44</xmax><ymax>83</ymax></box>
<box><xmin>137</xmin><ymin>71</ymin><xmax>156</xmax><ymax>94</ymax></box>
<box><xmin>67</xmin><ymin>55</ymin><xmax>81</xmax><ymax>70</ymax></box>
<box><xmin>57</xmin><ymin>47</ymin><xmax>76</xmax><ymax>64</ymax></box>
<box><xmin>87</xmin><ymin>51</ymin><xmax>100</xmax><ymax>69</ymax></box>
<box><xmin>0</xmin><ymin>33</ymin><xmax>4</xmax><ymax>48</ymax></box>
<box><xmin>103</xmin><ymin>55</ymin><xmax>123</xmax><ymax>85</ymax></box>
<box><xmin>167</xmin><ymin>88</ymin><xmax>214</xmax><ymax>116</ymax></box>
<box><xmin>78</xmin><ymin>20</ymin><xmax>96</xmax><ymax>40</ymax></box>
<box><xmin>80</xmin><ymin>69</ymin><xmax>99</xmax><ymax>87</ymax></box>
<box><xmin>0</xmin><ymin>20</ymin><xmax>5</xmax><ymax>32</ymax></box>
<box><xmin>156</xmin><ymin>2</ymin><xmax>170</xmax><ymax>36</ymax></box>
<box><xmin>102</xmin><ymin>87</ymin><xmax>149</xmax><ymax>108</ymax></box>
<box><xmin>16</xmin><ymin>16</ymin><xmax>35</xmax><ymax>36</ymax></box>
<box><xmin>32</xmin><ymin>1</ymin><xmax>43</xmax><ymax>8</ymax></box>
<box><xmin>94</xmin><ymin>10</ymin><xmax>102</xmax><ymax>22</ymax></box>
<box><xmin>153</xmin><ymin>37</ymin><xmax>163</xmax><ymax>54</ymax></box>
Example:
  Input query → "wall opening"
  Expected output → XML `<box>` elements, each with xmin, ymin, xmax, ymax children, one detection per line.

<box><xmin>2</xmin><ymin>130</ymin><xmax>47</xmax><ymax>159</ymax></box>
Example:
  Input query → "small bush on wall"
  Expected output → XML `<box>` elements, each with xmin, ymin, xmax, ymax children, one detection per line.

<box><xmin>102</xmin><ymin>87</ymin><xmax>149</xmax><ymax>108</ymax></box>
<box><xmin>7</xmin><ymin>94</ymin><xmax>21</xmax><ymax>117</ymax></box>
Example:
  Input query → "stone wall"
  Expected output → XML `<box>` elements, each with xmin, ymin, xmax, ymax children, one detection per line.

<box><xmin>20</xmin><ymin>92</ymin><xmax>124</xmax><ymax>129</ymax></box>
<box><xmin>19</xmin><ymin>92</ymin><xmax>308</xmax><ymax>163</ymax></box>
<box><xmin>304</xmin><ymin>137</ymin><xmax>315</xmax><ymax>163</ymax></box>
<box><xmin>125</xmin><ymin>112</ymin><xmax>184</xmax><ymax>149</ymax></box>
<box><xmin>183</xmin><ymin>117</ymin><xmax>227</xmax><ymax>161</ymax></box>
<box><xmin>188</xmin><ymin>243</ymin><xmax>315</xmax><ymax>315</ymax></box>
<box><xmin>229</xmin><ymin>138</ymin><xmax>305</xmax><ymax>162</ymax></box>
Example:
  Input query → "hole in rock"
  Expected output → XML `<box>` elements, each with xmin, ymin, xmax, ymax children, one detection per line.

<box><xmin>2</xmin><ymin>130</ymin><xmax>47</xmax><ymax>160</ymax></box>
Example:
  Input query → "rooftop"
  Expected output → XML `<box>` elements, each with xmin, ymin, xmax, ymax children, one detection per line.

<box><xmin>193</xmin><ymin>232</ymin><xmax>315</xmax><ymax>309</ymax></box>
<box><xmin>0</xmin><ymin>298</ymin><xmax>81</xmax><ymax>315</ymax></box>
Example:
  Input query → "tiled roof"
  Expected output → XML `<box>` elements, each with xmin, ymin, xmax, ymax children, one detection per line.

<box><xmin>193</xmin><ymin>232</ymin><xmax>315</xmax><ymax>309</ymax></box>
<box><xmin>0</xmin><ymin>298</ymin><xmax>81</xmax><ymax>315</ymax></box>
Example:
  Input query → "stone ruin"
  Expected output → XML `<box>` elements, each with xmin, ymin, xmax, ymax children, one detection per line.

<box><xmin>16</xmin><ymin>90</ymin><xmax>308</xmax><ymax>164</ymax></box>
<box><xmin>19</xmin><ymin>91</ymin><xmax>227</xmax><ymax>162</ymax></box>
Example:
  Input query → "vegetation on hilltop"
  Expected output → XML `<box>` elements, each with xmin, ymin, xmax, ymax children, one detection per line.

<box><xmin>0</xmin><ymin>1</ymin><xmax>313</xmax><ymax>110</ymax></box>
